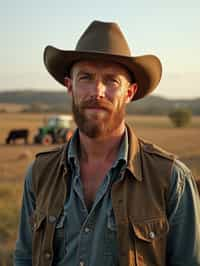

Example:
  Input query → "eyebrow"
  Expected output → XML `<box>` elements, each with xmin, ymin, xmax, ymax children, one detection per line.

<box><xmin>77</xmin><ymin>70</ymin><xmax>121</xmax><ymax>77</ymax></box>
<box><xmin>77</xmin><ymin>71</ymin><xmax>92</xmax><ymax>76</ymax></box>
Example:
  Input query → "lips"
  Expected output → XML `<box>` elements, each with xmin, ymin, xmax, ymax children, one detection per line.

<box><xmin>81</xmin><ymin>99</ymin><xmax>113</xmax><ymax>112</ymax></box>
<box><xmin>85</xmin><ymin>106</ymin><xmax>108</xmax><ymax>111</ymax></box>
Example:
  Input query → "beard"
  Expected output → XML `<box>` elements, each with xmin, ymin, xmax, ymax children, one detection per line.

<box><xmin>72</xmin><ymin>97</ymin><xmax>126</xmax><ymax>138</ymax></box>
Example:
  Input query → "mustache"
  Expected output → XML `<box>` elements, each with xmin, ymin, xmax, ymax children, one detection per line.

<box><xmin>80</xmin><ymin>98</ymin><xmax>113</xmax><ymax>111</ymax></box>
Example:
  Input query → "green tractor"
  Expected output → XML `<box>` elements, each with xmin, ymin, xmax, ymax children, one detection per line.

<box><xmin>34</xmin><ymin>115</ymin><xmax>74</xmax><ymax>145</ymax></box>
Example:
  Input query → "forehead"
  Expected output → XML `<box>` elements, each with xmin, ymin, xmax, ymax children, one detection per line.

<box><xmin>71</xmin><ymin>59</ymin><xmax>131</xmax><ymax>79</ymax></box>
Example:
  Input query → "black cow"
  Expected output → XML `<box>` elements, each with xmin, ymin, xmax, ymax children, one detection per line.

<box><xmin>6</xmin><ymin>129</ymin><xmax>29</xmax><ymax>144</ymax></box>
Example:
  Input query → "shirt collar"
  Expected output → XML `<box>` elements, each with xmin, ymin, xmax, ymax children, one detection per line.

<box><xmin>67</xmin><ymin>128</ymin><xmax>80</xmax><ymax>170</ymax></box>
<box><xmin>66</xmin><ymin>124</ymin><xmax>143</xmax><ymax>182</ymax></box>
<box><xmin>111</xmin><ymin>127</ymin><xmax>128</xmax><ymax>169</ymax></box>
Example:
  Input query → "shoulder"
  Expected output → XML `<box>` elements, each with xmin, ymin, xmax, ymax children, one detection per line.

<box><xmin>23</xmin><ymin>161</ymin><xmax>35</xmax><ymax>194</ymax></box>
<box><xmin>33</xmin><ymin>145</ymin><xmax>67</xmax><ymax>165</ymax></box>
<box><xmin>35</xmin><ymin>145</ymin><xmax>64</xmax><ymax>158</ymax></box>
<box><xmin>32</xmin><ymin>144</ymin><xmax>68</xmax><ymax>181</ymax></box>
<box><xmin>31</xmin><ymin>145</ymin><xmax>68</xmax><ymax>195</ymax></box>
<box><xmin>169</xmin><ymin>159</ymin><xmax>196</xmax><ymax>199</ymax></box>
<box><xmin>172</xmin><ymin>159</ymin><xmax>192</xmax><ymax>177</ymax></box>
<box><xmin>171</xmin><ymin>159</ymin><xmax>195</xmax><ymax>188</ymax></box>
<box><xmin>139</xmin><ymin>138</ymin><xmax>176</xmax><ymax>161</ymax></box>
<box><xmin>170</xmin><ymin>159</ymin><xmax>195</xmax><ymax>188</ymax></box>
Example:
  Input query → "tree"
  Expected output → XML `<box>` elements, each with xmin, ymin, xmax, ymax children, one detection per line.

<box><xmin>168</xmin><ymin>108</ymin><xmax>192</xmax><ymax>128</ymax></box>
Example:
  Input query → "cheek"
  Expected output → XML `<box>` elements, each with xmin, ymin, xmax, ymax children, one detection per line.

<box><xmin>72</xmin><ymin>89</ymin><xmax>89</xmax><ymax>108</ymax></box>
<box><xmin>113</xmin><ymin>87</ymin><xmax>127</xmax><ymax>98</ymax></box>
<box><xmin>111</xmin><ymin>88</ymin><xmax>127</xmax><ymax>103</ymax></box>
<box><xmin>111</xmin><ymin>97</ymin><xmax>126</xmax><ymax>111</ymax></box>
<box><xmin>71</xmin><ymin>91</ymin><xmax>80</xmax><ymax>107</ymax></box>
<box><xmin>72</xmin><ymin>84</ymin><xmax>84</xmax><ymax>101</ymax></box>
<box><xmin>73</xmin><ymin>82</ymin><xmax>91</xmax><ymax>99</ymax></box>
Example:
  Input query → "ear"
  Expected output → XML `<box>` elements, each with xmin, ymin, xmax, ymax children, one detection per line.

<box><xmin>64</xmin><ymin>76</ymin><xmax>73</xmax><ymax>95</ymax></box>
<box><xmin>125</xmin><ymin>83</ymin><xmax>138</xmax><ymax>103</ymax></box>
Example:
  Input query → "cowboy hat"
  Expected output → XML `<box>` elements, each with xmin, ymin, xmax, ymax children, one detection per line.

<box><xmin>44</xmin><ymin>20</ymin><xmax>162</xmax><ymax>100</ymax></box>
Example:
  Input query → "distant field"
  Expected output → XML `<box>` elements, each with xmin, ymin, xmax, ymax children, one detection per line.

<box><xmin>0</xmin><ymin>103</ymin><xmax>28</xmax><ymax>113</ymax></box>
<box><xmin>0</xmin><ymin>112</ymin><xmax>200</xmax><ymax>265</ymax></box>
<box><xmin>127</xmin><ymin>115</ymin><xmax>200</xmax><ymax>175</ymax></box>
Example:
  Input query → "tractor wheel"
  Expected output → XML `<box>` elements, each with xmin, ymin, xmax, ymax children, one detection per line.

<box><xmin>42</xmin><ymin>134</ymin><xmax>53</xmax><ymax>145</ymax></box>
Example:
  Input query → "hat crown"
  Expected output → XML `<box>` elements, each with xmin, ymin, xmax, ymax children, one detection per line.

<box><xmin>75</xmin><ymin>20</ymin><xmax>131</xmax><ymax>57</ymax></box>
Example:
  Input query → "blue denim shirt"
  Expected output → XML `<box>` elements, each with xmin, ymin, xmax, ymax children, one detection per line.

<box><xmin>14</xmin><ymin>129</ymin><xmax>200</xmax><ymax>265</ymax></box>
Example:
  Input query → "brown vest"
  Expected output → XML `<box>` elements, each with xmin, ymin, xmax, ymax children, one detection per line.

<box><xmin>30</xmin><ymin>124</ymin><xmax>175</xmax><ymax>266</ymax></box>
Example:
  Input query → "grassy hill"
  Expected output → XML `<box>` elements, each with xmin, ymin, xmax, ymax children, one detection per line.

<box><xmin>0</xmin><ymin>90</ymin><xmax>200</xmax><ymax>115</ymax></box>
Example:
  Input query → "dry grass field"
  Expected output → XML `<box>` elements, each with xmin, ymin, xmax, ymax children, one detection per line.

<box><xmin>0</xmin><ymin>112</ymin><xmax>200</xmax><ymax>264</ymax></box>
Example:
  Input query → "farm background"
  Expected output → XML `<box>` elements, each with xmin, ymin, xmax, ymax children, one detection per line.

<box><xmin>0</xmin><ymin>110</ymin><xmax>200</xmax><ymax>265</ymax></box>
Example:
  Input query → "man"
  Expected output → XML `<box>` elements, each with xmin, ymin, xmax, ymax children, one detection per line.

<box><xmin>14</xmin><ymin>20</ymin><xmax>200</xmax><ymax>266</ymax></box>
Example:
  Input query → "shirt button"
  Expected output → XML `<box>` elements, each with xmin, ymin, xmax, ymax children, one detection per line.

<box><xmin>149</xmin><ymin>231</ymin><xmax>155</xmax><ymax>239</ymax></box>
<box><xmin>48</xmin><ymin>215</ymin><xmax>57</xmax><ymax>224</ymax></box>
<box><xmin>44</xmin><ymin>252</ymin><xmax>51</xmax><ymax>260</ymax></box>
<box><xmin>84</xmin><ymin>227</ymin><xmax>90</xmax><ymax>233</ymax></box>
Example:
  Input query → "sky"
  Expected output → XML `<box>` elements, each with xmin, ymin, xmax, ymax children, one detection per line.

<box><xmin>0</xmin><ymin>0</ymin><xmax>200</xmax><ymax>99</ymax></box>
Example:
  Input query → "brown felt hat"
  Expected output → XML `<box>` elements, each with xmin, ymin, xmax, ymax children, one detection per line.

<box><xmin>44</xmin><ymin>20</ymin><xmax>162</xmax><ymax>100</ymax></box>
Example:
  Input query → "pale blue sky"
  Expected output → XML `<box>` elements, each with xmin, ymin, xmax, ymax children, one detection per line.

<box><xmin>0</xmin><ymin>0</ymin><xmax>200</xmax><ymax>98</ymax></box>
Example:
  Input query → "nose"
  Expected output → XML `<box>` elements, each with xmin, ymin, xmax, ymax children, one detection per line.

<box><xmin>93</xmin><ymin>79</ymin><xmax>106</xmax><ymax>98</ymax></box>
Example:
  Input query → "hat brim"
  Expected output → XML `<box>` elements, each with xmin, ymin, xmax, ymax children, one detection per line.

<box><xmin>44</xmin><ymin>46</ymin><xmax>162</xmax><ymax>101</ymax></box>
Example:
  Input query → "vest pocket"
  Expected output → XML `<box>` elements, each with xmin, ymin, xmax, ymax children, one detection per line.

<box><xmin>129</xmin><ymin>216</ymin><xmax>169</xmax><ymax>266</ymax></box>
<box><xmin>30</xmin><ymin>209</ymin><xmax>67</xmax><ymax>265</ymax></box>
<box><xmin>30</xmin><ymin>209</ymin><xmax>46</xmax><ymax>232</ymax></box>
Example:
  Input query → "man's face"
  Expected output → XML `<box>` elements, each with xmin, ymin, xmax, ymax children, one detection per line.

<box><xmin>65</xmin><ymin>60</ymin><xmax>137</xmax><ymax>138</ymax></box>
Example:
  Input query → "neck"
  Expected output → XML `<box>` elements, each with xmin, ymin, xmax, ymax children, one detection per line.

<box><xmin>79</xmin><ymin>122</ymin><xmax>126</xmax><ymax>163</ymax></box>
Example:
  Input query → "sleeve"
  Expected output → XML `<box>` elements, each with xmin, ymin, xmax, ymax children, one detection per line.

<box><xmin>13</xmin><ymin>163</ymin><xmax>35</xmax><ymax>266</ymax></box>
<box><xmin>166</xmin><ymin>159</ymin><xmax>200</xmax><ymax>265</ymax></box>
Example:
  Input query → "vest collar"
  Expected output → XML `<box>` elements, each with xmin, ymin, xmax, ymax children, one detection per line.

<box><xmin>126</xmin><ymin>124</ymin><xmax>143</xmax><ymax>182</ymax></box>
<box><xmin>60</xmin><ymin>124</ymin><xmax>143</xmax><ymax>181</ymax></box>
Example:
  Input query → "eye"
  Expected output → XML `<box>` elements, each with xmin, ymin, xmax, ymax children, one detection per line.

<box><xmin>106</xmin><ymin>77</ymin><xmax>121</xmax><ymax>87</ymax></box>
<box><xmin>111</xmin><ymin>78</ymin><xmax>119</xmax><ymax>84</ymax></box>
<box><xmin>78</xmin><ymin>73</ymin><xmax>91</xmax><ymax>81</ymax></box>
